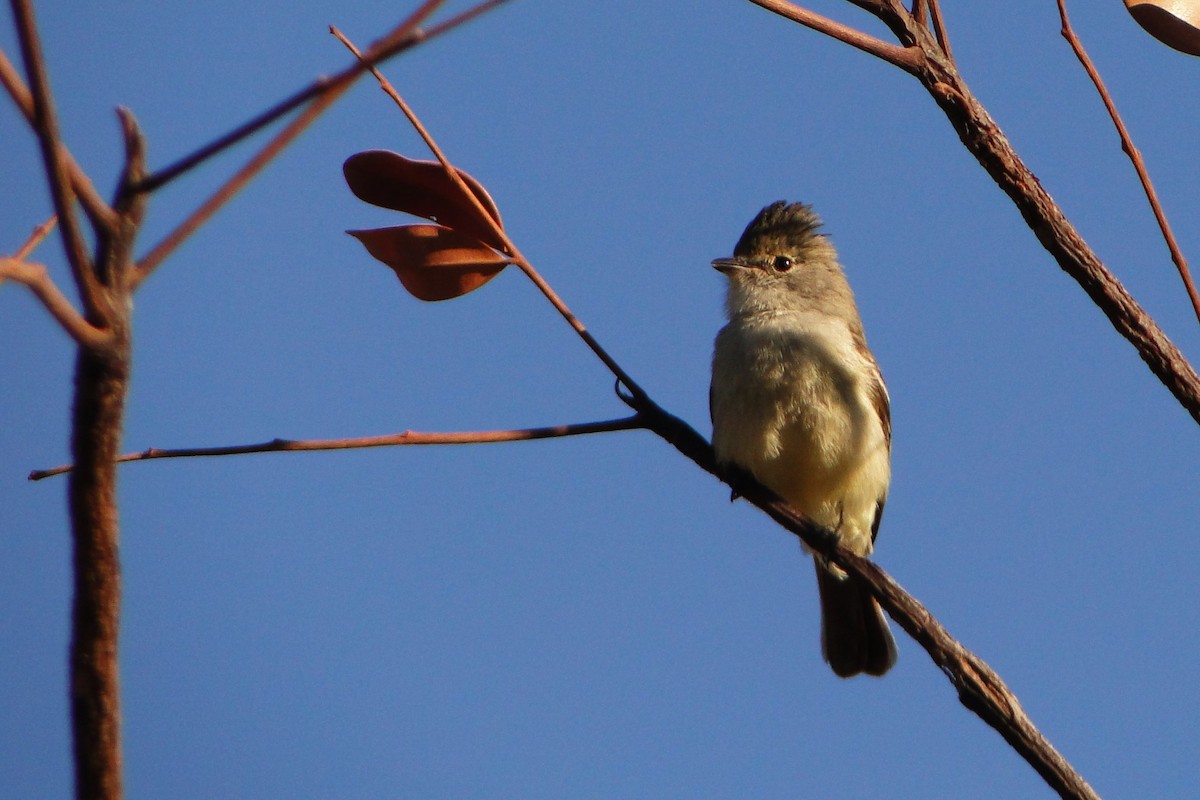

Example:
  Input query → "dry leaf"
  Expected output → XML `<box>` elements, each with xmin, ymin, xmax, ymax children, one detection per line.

<box><xmin>348</xmin><ymin>225</ymin><xmax>508</xmax><ymax>302</ymax></box>
<box><xmin>343</xmin><ymin>151</ymin><xmax>507</xmax><ymax>251</ymax></box>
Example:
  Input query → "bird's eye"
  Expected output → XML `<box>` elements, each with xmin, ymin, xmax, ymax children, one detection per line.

<box><xmin>771</xmin><ymin>255</ymin><xmax>794</xmax><ymax>272</ymax></box>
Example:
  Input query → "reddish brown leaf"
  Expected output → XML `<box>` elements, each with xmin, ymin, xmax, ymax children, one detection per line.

<box><xmin>343</xmin><ymin>150</ymin><xmax>507</xmax><ymax>252</ymax></box>
<box><xmin>348</xmin><ymin>225</ymin><xmax>508</xmax><ymax>302</ymax></box>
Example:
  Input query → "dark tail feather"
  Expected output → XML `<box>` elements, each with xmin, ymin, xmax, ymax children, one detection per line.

<box><xmin>814</xmin><ymin>561</ymin><xmax>897</xmax><ymax>678</ymax></box>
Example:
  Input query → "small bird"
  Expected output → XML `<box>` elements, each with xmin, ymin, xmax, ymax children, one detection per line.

<box><xmin>710</xmin><ymin>201</ymin><xmax>897</xmax><ymax>677</ymax></box>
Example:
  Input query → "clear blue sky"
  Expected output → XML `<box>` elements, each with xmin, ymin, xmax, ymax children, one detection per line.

<box><xmin>4</xmin><ymin>1</ymin><xmax>1199</xmax><ymax>797</ymax></box>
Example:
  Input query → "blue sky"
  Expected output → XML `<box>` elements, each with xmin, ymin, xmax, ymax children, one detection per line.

<box><xmin>3</xmin><ymin>1</ymin><xmax>1199</xmax><ymax>797</ymax></box>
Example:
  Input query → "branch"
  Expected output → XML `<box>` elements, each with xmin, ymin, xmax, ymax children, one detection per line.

<box><xmin>27</xmin><ymin>416</ymin><xmax>647</xmax><ymax>481</ymax></box>
<box><xmin>1057</xmin><ymin>0</ymin><xmax>1200</xmax><ymax>326</ymax></box>
<box><xmin>0</xmin><ymin>113</ymin><xmax>149</xmax><ymax>351</ymax></box>
<box><xmin>762</xmin><ymin>1</ymin><xmax>1200</xmax><ymax>425</ymax></box>
<box><xmin>136</xmin><ymin>0</ymin><xmax>511</xmax><ymax>195</ymax></box>
<box><xmin>0</xmin><ymin>256</ymin><xmax>112</xmax><ymax>348</ymax></box>
<box><xmin>9</xmin><ymin>38</ymin><xmax>151</xmax><ymax>800</ymax></box>
<box><xmin>13</xmin><ymin>214</ymin><xmax>56</xmax><ymax>260</ymax></box>
<box><xmin>129</xmin><ymin>0</ymin><xmax>446</xmax><ymax>285</ymax></box>
<box><xmin>747</xmin><ymin>0</ymin><xmax>923</xmax><ymax>72</ymax></box>
<box><xmin>9</xmin><ymin>0</ymin><xmax>102</xmax><ymax>320</ymax></box>
<box><xmin>329</xmin><ymin>45</ymin><xmax>1103</xmax><ymax>796</ymax></box>
<box><xmin>855</xmin><ymin>554</ymin><xmax>1088</xmax><ymax>798</ymax></box>
<box><xmin>32</xmin><ymin>369</ymin><xmax>1092</xmax><ymax>795</ymax></box>
<box><xmin>333</xmin><ymin>27</ymin><xmax>654</xmax><ymax>406</ymax></box>
<box><xmin>130</xmin><ymin>0</ymin><xmax>514</xmax><ymax>288</ymax></box>
<box><xmin>626</xmin><ymin>397</ymin><xmax>1100</xmax><ymax>800</ymax></box>
<box><xmin>0</xmin><ymin>47</ymin><xmax>118</xmax><ymax>233</ymax></box>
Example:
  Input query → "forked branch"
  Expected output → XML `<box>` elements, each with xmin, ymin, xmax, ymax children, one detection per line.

<box><xmin>331</xmin><ymin>25</ymin><xmax>1102</xmax><ymax>797</ymax></box>
<box><xmin>750</xmin><ymin>0</ymin><xmax>1200</xmax><ymax>427</ymax></box>
<box><xmin>747</xmin><ymin>0</ymin><xmax>922</xmax><ymax>71</ymax></box>
<box><xmin>131</xmin><ymin>0</ymin><xmax>514</xmax><ymax>287</ymax></box>
<box><xmin>3</xmin><ymin>7</ymin><xmax>515</xmax><ymax>800</ymax></box>
<box><xmin>0</xmin><ymin>256</ymin><xmax>111</xmax><ymax>348</ymax></box>
<box><xmin>9</xmin><ymin>0</ymin><xmax>101</xmax><ymax>317</ymax></box>
<box><xmin>333</xmin><ymin>26</ymin><xmax>652</xmax><ymax>405</ymax></box>
<box><xmin>0</xmin><ymin>47</ymin><xmax>117</xmax><ymax>232</ymax></box>
<box><xmin>306</xmin><ymin>41</ymin><xmax>1105</xmax><ymax>797</ymax></box>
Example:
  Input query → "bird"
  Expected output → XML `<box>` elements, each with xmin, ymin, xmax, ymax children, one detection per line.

<box><xmin>709</xmin><ymin>200</ymin><xmax>897</xmax><ymax>677</ymax></box>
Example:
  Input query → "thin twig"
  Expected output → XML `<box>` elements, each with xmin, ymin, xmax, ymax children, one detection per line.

<box><xmin>926</xmin><ymin>0</ymin><xmax>952</xmax><ymax>60</ymax></box>
<box><xmin>131</xmin><ymin>89</ymin><xmax>333</xmax><ymax>282</ymax></box>
<box><xmin>746</xmin><ymin>0</ymin><xmax>923</xmax><ymax>73</ymax></box>
<box><xmin>329</xmin><ymin>26</ymin><xmax>1097</xmax><ymax>794</ymax></box>
<box><xmin>130</xmin><ymin>0</ymin><xmax>450</xmax><ymax>287</ymax></box>
<box><xmin>0</xmin><ymin>47</ymin><xmax>117</xmax><ymax>232</ymax></box>
<box><xmin>136</xmin><ymin>0</ymin><xmax>516</xmax><ymax>193</ymax></box>
<box><xmin>138</xmin><ymin>0</ymin><xmax>512</xmax><ymax>194</ymax></box>
<box><xmin>1057</xmin><ymin>0</ymin><xmax>1200</xmax><ymax>326</ymax></box>
<box><xmin>131</xmin><ymin>0</ymin><xmax>516</xmax><ymax>291</ymax></box>
<box><xmin>134</xmin><ymin>79</ymin><xmax>340</xmax><ymax>195</ymax></box>
<box><xmin>753</xmin><ymin>0</ymin><xmax>1197</xmax><ymax>795</ymax></box>
<box><xmin>28</xmin><ymin>416</ymin><xmax>647</xmax><ymax>481</ymax></box>
<box><xmin>13</xmin><ymin>215</ymin><xmax>57</xmax><ymax>260</ymax></box>
<box><xmin>761</xmin><ymin>1</ymin><xmax>1200</xmax><ymax>423</ymax></box>
<box><xmin>332</xmin><ymin>26</ymin><xmax>654</xmax><ymax>405</ymax></box>
<box><xmin>0</xmin><ymin>257</ymin><xmax>112</xmax><ymax>348</ymax></box>
<box><xmin>9</xmin><ymin>0</ymin><xmax>102</xmax><ymax>319</ymax></box>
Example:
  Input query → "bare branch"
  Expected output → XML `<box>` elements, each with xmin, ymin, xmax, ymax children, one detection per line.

<box><xmin>129</xmin><ymin>0</ymin><xmax>447</xmax><ymax>285</ymax></box>
<box><xmin>0</xmin><ymin>257</ymin><xmax>113</xmax><ymax>348</ymax></box>
<box><xmin>1057</xmin><ymin>0</ymin><xmax>1200</xmax><ymax>326</ymax></box>
<box><xmin>13</xmin><ymin>214</ymin><xmax>56</xmax><ymax>260</ymax></box>
<box><xmin>135</xmin><ymin>0</ymin><xmax>512</xmax><ymax>196</ymax></box>
<box><xmin>334</xmin><ymin>27</ymin><xmax>654</xmax><ymax>406</ymax></box>
<box><xmin>335</xmin><ymin>46</ymin><xmax>1099</xmax><ymax>788</ymax></box>
<box><xmin>761</xmin><ymin>1</ymin><xmax>1200</xmax><ymax>425</ymax></box>
<box><xmin>856</xmin><ymin>555</ymin><xmax>1094</xmax><ymax>800</ymax></box>
<box><xmin>130</xmin><ymin>0</ymin><xmax>516</xmax><ymax>289</ymax></box>
<box><xmin>28</xmin><ymin>416</ymin><xmax>647</xmax><ymax>481</ymax></box>
<box><xmin>746</xmin><ymin>0</ymin><xmax>1200</xmax><ymax>794</ymax></box>
<box><xmin>747</xmin><ymin>0</ymin><xmax>923</xmax><ymax>73</ymax></box>
<box><xmin>133</xmin><ymin>82</ymin><xmax>333</xmax><ymax>195</ymax></box>
<box><xmin>9</xmin><ymin>0</ymin><xmax>101</xmax><ymax>318</ymax></box>
<box><xmin>0</xmin><ymin>47</ymin><xmax>118</xmax><ymax>233</ymax></box>
<box><xmin>55</xmin><ymin>101</ymin><xmax>151</xmax><ymax>800</ymax></box>
<box><xmin>4</xmin><ymin>115</ymin><xmax>142</xmax><ymax>348</ymax></box>
<box><xmin>625</xmin><ymin>397</ymin><xmax>1100</xmax><ymax>800</ymax></box>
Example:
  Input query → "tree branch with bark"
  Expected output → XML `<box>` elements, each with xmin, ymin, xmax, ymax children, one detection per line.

<box><xmin>748</xmin><ymin>0</ymin><xmax>1200</xmax><ymax>426</ymax></box>
<box><xmin>2</xmin><ymin>3</ymin><xmax>514</xmax><ymax>799</ymax></box>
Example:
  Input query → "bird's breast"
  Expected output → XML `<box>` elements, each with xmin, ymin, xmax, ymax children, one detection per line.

<box><xmin>711</xmin><ymin>314</ymin><xmax>886</xmax><ymax>530</ymax></box>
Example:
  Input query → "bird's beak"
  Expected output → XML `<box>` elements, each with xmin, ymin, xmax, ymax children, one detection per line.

<box><xmin>711</xmin><ymin>257</ymin><xmax>750</xmax><ymax>274</ymax></box>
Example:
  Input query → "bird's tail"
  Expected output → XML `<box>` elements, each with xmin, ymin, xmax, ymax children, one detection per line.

<box><xmin>814</xmin><ymin>561</ymin><xmax>897</xmax><ymax>677</ymax></box>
